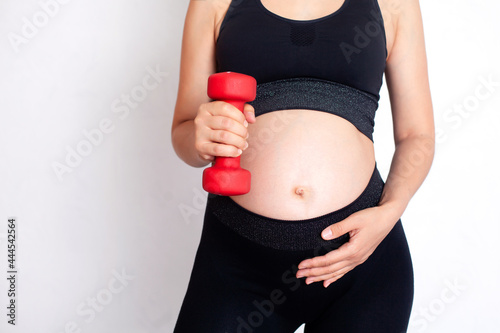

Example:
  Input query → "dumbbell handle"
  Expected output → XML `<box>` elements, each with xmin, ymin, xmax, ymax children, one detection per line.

<box><xmin>210</xmin><ymin>100</ymin><xmax>245</xmax><ymax>168</ymax></box>
<box><xmin>202</xmin><ymin>72</ymin><xmax>256</xmax><ymax>196</ymax></box>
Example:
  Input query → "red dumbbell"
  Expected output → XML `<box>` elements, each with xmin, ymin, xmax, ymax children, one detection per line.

<box><xmin>202</xmin><ymin>72</ymin><xmax>257</xmax><ymax>196</ymax></box>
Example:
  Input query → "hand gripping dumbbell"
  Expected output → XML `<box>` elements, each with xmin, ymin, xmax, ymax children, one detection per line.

<box><xmin>202</xmin><ymin>72</ymin><xmax>257</xmax><ymax>196</ymax></box>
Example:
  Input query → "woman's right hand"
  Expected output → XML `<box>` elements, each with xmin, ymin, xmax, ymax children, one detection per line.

<box><xmin>194</xmin><ymin>101</ymin><xmax>255</xmax><ymax>162</ymax></box>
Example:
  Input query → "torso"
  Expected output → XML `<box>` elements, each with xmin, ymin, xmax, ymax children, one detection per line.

<box><xmin>213</xmin><ymin>0</ymin><xmax>398</xmax><ymax>220</ymax></box>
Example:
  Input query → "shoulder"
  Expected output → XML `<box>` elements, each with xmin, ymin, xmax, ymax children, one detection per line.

<box><xmin>186</xmin><ymin>0</ymin><xmax>232</xmax><ymax>17</ymax></box>
<box><xmin>377</xmin><ymin>0</ymin><xmax>424</xmax><ymax>31</ymax></box>
<box><xmin>185</xmin><ymin>0</ymin><xmax>229</xmax><ymax>20</ymax></box>
<box><xmin>376</xmin><ymin>0</ymin><xmax>420</xmax><ymax>16</ymax></box>
<box><xmin>185</xmin><ymin>0</ymin><xmax>232</xmax><ymax>35</ymax></box>
<box><xmin>376</xmin><ymin>0</ymin><xmax>426</xmax><ymax>62</ymax></box>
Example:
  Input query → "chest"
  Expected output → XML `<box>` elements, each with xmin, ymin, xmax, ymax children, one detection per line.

<box><xmin>215</xmin><ymin>0</ymin><xmax>388</xmax><ymax>98</ymax></box>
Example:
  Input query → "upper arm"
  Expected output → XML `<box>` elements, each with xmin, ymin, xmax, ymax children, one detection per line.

<box><xmin>171</xmin><ymin>0</ymin><xmax>222</xmax><ymax>133</ymax></box>
<box><xmin>384</xmin><ymin>0</ymin><xmax>435</xmax><ymax>144</ymax></box>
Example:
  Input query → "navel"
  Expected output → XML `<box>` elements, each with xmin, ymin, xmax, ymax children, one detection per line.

<box><xmin>294</xmin><ymin>187</ymin><xmax>306</xmax><ymax>197</ymax></box>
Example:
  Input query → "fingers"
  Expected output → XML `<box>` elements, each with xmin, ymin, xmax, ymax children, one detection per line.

<box><xmin>308</xmin><ymin>266</ymin><xmax>353</xmax><ymax>287</ymax></box>
<box><xmin>198</xmin><ymin>138</ymin><xmax>248</xmax><ymax>159</ymax></box>
<box><xmin>197</xmin><ymin>152</ymin><xmax>215</xmax><ymax>161</ymax></box>
<box><xmin>295</xmin><ymin>242</ymin><xmax>358</xmax><ymax>286</ymax></box>
<box><xmin>322</xmin><ymin>218</ymin><xmax>356</xmax><ymax>241</ymax></box>
<box><xmin>296</xmin><ymin>239</ymin><xmax>373</xmax><ymax>287</ymax></box>
<box><xmin>297</xmin><ymin>259</ymin><xmax>349</xmax><ymax>279</ymax></box>
<box><xmin>322</xmin><ymin>267</ymin><xmax>353</xmax><ymax>287</ymax></box>
<box><xmin>297</xmin><ymin>215</ymin><xmax>362</xmax><ymax>271</ymax></box>
<box><xmin>195</xmin><ymin>101</ymin><xmax>252</xmax><ymax>159</ymax></box>
<box><xmin>210</xmin><ymin>100</ymin><xmax>247</xmax><ymax>125</ymax></box>
<box><xmin>296</xmin><ymin>251</ymin><xmax>360</xmax><ymax>288</ymax></box>
<box><xmin>298</xmin><ymin>242</ymin><xmax>353</xmax><ymax>270</ymax></box>
<box><xmin>206</xmin><ymin>114</ymin><xmax>248</xmax><ymax>142</ymax></box>
<box><xmin>243</xmin><ymin>103</ymin><xmax>256</xmax><ymax>124</ymax></box>
<box><xmin>206</xmin><ymin>102</ymin><xmax>249</xmax><ymax>153</ymax></box>
<box><xmin>296</xmin><ymin>255</ymin><xmax>355</xmax><ymax>288</ymax></box>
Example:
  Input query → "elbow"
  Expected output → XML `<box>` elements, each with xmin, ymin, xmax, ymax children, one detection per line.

<box><xmin>395</xmin><ymin>130</ymin><xmax>435</xmax><ymax>164</ymax></box>
<box><xmin>171</xmin><ymin>122</ymin><xmax>179</xmax><ymax>156</ymax></box>
<box><xmin>171</xmin><ymin>118</ymin><xmax>188</xmax><ymax>156</ymax></box>
<box><xmin>171</xmin><ymin>122</ymin><xmax>178</xmax><ymax>150</ymax></box>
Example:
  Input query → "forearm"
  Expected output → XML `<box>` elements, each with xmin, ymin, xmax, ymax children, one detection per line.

<box><xmin>377</xmin><ymin>134</ymin><xmax>435</xmax><ymax>222</ymax></box>
<box><xmin>171</xmin><ymin>119</ymin><xmax>213</xmax><ymax>168</ymax></box>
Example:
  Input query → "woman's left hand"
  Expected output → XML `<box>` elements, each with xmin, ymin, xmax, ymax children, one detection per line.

<box><xmin>296</xmin><ymin>205</ymin><xmax>399</xmax><ymax>288</ymax></box>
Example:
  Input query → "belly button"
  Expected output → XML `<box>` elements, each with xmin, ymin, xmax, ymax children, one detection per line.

<box><xmin>294</xmin><ymin>187</ymin><xmax>306</xmax><ymax>197</ymax></box>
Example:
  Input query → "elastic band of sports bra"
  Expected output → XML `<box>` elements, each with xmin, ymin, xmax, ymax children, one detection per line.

<box><xmin>248</xmin><ymin>77</ymin><xmax>379</xmax><ymax>141</ymax></box>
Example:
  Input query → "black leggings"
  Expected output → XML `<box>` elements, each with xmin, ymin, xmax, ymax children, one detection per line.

<box><xmin>174</xmin><ymin>164</ymin><xmax>414</xmax><ymax>333</ymax></box>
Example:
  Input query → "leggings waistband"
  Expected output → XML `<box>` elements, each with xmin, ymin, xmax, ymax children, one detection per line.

<box><xmin>205</xmin><ymin>163</ymin><xmax>385</xmax><ymax>251</ymax></box>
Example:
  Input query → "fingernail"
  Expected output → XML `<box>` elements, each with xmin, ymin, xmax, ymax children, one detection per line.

<box><xmin>244</xmin><ymin>142</ymin><xmax>249</xmax><ymax>150</ymax></box>
<box><xmin>246</xmin><ymin>132</ymin><xmax>249</xmax><ymax>139</ymax></box>
<box><xmin>306</xmin><ymin>279</ymin><xmax>313</xmax><ymax>285</ymax></box>
<box><xmin>244</xmin><ymin>120</ymin><xmax>248</xmax><ymax>127</ymax></box>
<box><xmin>237</xmin><ymin>149</ymin><xmax>242</xmax><ymax>155</ymax></box>
<box><xmin>322</xmin><ymin>229</ymin><xmax>332</xmax><ymax>240</ymax></box>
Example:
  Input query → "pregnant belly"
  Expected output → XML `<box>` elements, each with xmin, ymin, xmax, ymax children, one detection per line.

<box><xmin>229</xmin><ymin>109</ymin><xmax>376</xmax><ymax>220</ymax></box>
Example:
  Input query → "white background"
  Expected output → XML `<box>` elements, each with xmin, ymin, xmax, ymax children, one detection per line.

<box><xmin>0</xmin><ymin>0</ymin><xmax>499</xmax><ymax>332</ymax></box>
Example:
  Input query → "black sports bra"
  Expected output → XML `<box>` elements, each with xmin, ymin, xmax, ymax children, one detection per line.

<box><xmin>215</xmin><ymin>0</ymin><xmax>387</xmax><ymax>141</ymax></box>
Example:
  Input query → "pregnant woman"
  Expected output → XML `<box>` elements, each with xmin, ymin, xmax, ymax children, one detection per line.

<box><xmin>171</xmin><ymin>0</ymin><xmax>434</xmax><ymax>331</ymax></box>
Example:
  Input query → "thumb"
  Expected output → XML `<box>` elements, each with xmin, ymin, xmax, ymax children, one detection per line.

<box><xmin>243</xmin><ymin>104</ymin><xmax>256</xmax><ymax>123</ymax></box>
<box><xmin>322</xmin><ymin>218</ymin><xmax>354</xmax><ymax>240</ymax></box>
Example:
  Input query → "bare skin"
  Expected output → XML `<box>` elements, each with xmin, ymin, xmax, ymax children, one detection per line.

<box><xmin>171</xmin><ymin>0</ymin><xmax>435</xmax><ymax>287</ymax></box>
